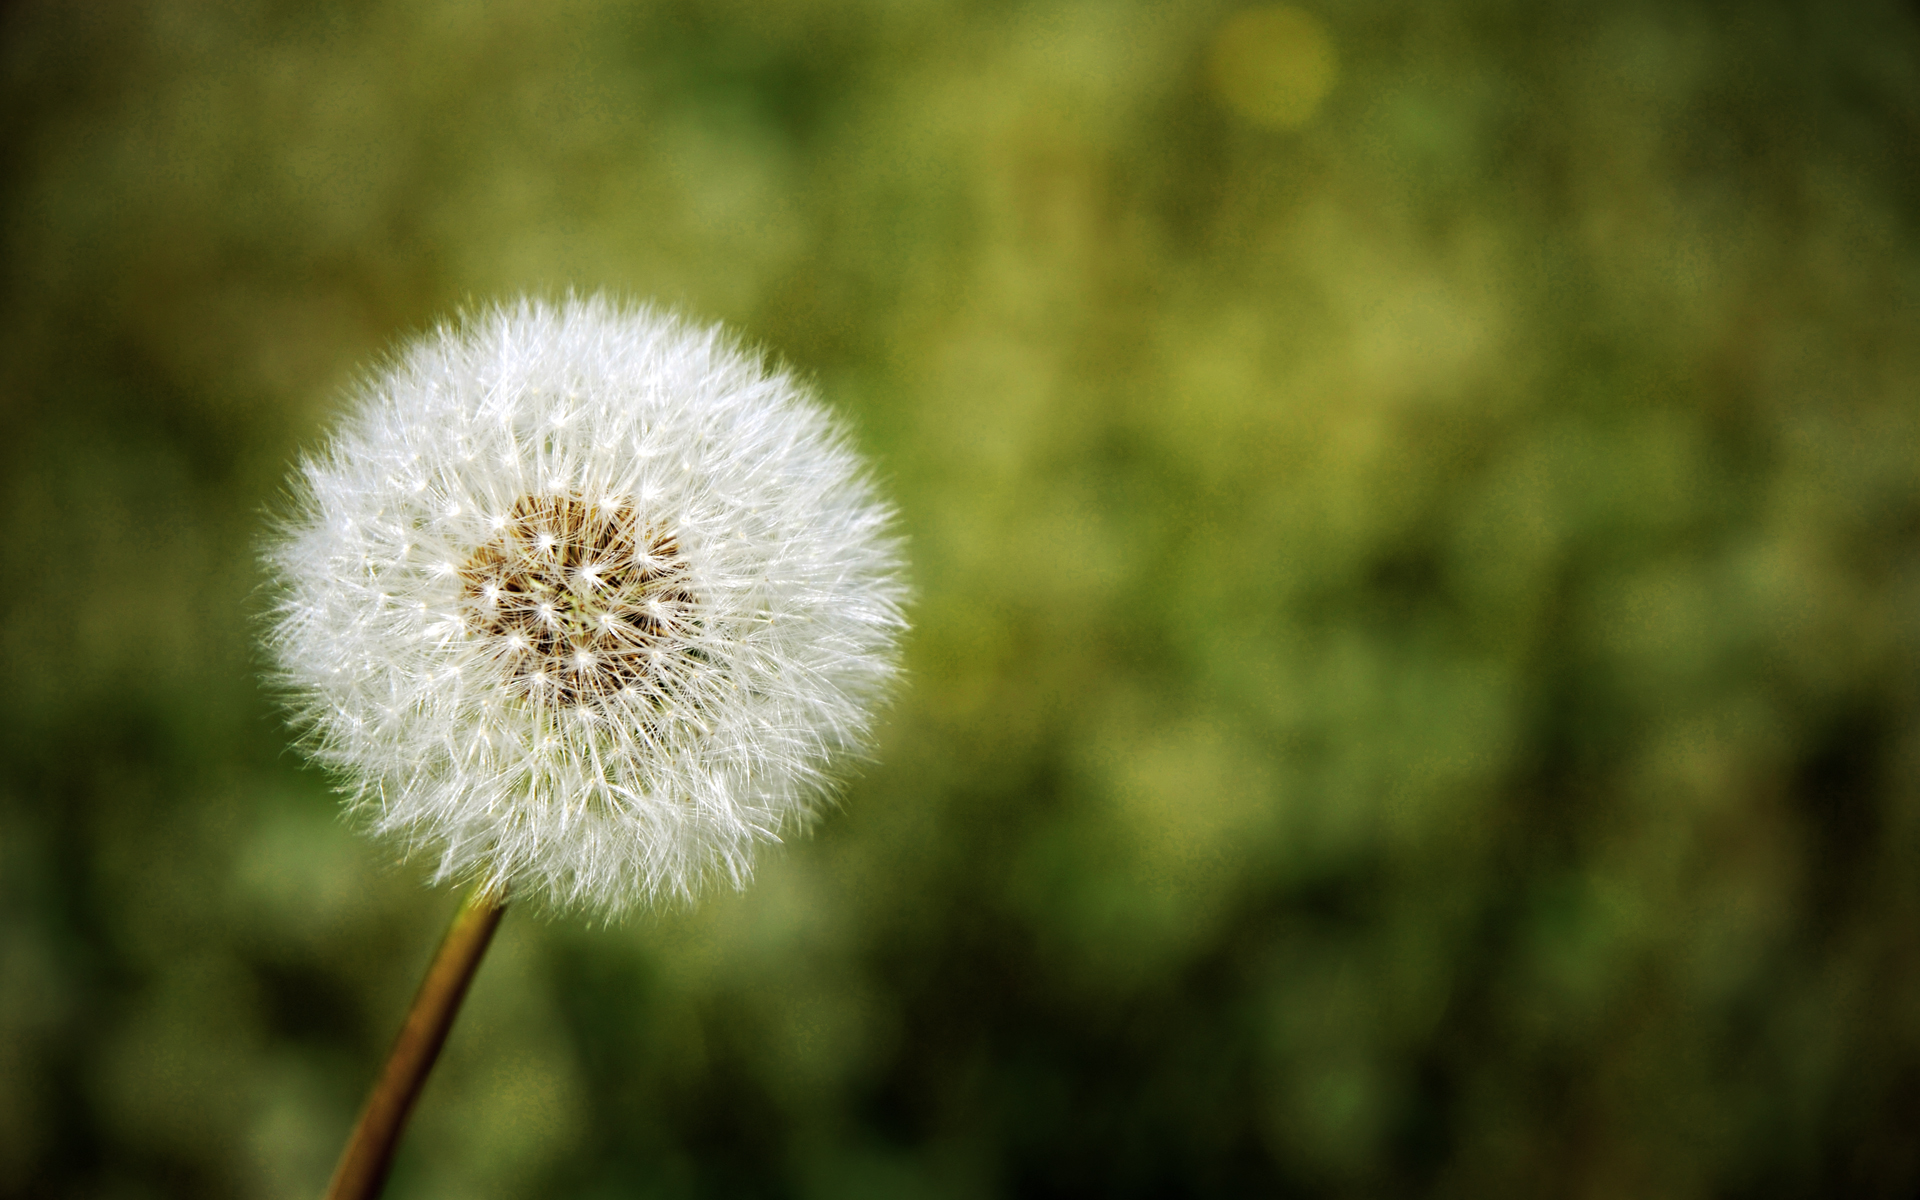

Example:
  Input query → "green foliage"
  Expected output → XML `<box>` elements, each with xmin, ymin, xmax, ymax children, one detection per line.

<box><xmin>4</xmin><ymin>0</ymin><xmax>1919</xmax><ymax>1195</ymax></box>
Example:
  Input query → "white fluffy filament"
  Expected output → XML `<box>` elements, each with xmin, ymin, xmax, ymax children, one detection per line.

<box><xmin>266</xmin><ymin>296</ymin><xmax>908</xmax><ymax>915</ymax></box>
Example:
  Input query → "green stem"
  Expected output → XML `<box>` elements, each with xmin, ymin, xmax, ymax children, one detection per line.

<box><xmin>323</xmin><ymin>884</ymin><xmax>507</xmax><ymax>1200</ymax></box>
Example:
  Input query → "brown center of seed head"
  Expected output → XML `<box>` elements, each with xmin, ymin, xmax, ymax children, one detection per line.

<box><xmin>458</xmin><ymin>495</ymin><xmax>699</xmax><ymax>708</ymax></box>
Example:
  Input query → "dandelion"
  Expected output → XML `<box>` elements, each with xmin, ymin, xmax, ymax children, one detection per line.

<box><xmin>266</xmin><ymin>295</ymin><xmax>906</xmax><ymax>1198</ymax></box>
<box><xmin>270</xmin><ymin>295</ymin><xmax>906</xmax><ymax>911</ymax></box>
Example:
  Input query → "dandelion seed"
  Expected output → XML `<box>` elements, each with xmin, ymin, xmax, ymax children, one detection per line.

<box><xmin>266</xmin><ymin>295</ymin><xmax>908</xmax><ymax>915</ymax></box>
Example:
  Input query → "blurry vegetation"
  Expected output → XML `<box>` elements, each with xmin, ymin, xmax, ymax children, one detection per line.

<box><xmin>4</xmin><ymin>0</ymin><xmax>1920</xmax><ymax>1196</ymax></box>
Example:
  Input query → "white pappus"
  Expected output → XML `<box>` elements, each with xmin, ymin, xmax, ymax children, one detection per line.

<box><xmin>266</xmin><ymin>295</ymin><xmax>908</xmax><ymax>914</ymax></box>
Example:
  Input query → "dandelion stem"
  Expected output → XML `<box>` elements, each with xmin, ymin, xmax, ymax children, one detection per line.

<box><xmin>323</xmin><ymin>884</ymin><xmax>507</xmax><ymax>1200</ymax></box>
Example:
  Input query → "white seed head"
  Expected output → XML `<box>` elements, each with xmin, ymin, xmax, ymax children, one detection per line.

<box><xmin>265</xmin><ymin>296</ymin><xmax>908</xmax><ymax>914</ymax></box>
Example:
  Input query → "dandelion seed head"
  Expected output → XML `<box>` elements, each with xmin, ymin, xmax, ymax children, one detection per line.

<box><xmin>265</xmin><ymin>295</ymin><xmax>908</xmax><ymax>914</ymax></box>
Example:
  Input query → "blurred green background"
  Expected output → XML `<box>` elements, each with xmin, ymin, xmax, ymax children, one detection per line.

<box><xmin>4</xmin><ymin>1</ymin><xmax>1920</xmax><ymax>1196</ymax></box>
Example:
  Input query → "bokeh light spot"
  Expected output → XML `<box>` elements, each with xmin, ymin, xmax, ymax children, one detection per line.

<box><xmin>1208</xmin><ymin>6</ymin><xmax>1339</xmax><ymax>129</ymax></box>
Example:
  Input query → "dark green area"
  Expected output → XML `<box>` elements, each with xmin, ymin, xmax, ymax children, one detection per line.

<box><xmin>4</xmin><ymin>1</ymin><xmax>1920</xmax><ymax>1196</ymax></box>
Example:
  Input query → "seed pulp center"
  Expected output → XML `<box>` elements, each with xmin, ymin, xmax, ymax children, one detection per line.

<box><xmin>459</xmin><ymin>495</ymin><xmax>698</xmax><ymax>707</ymax></box>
